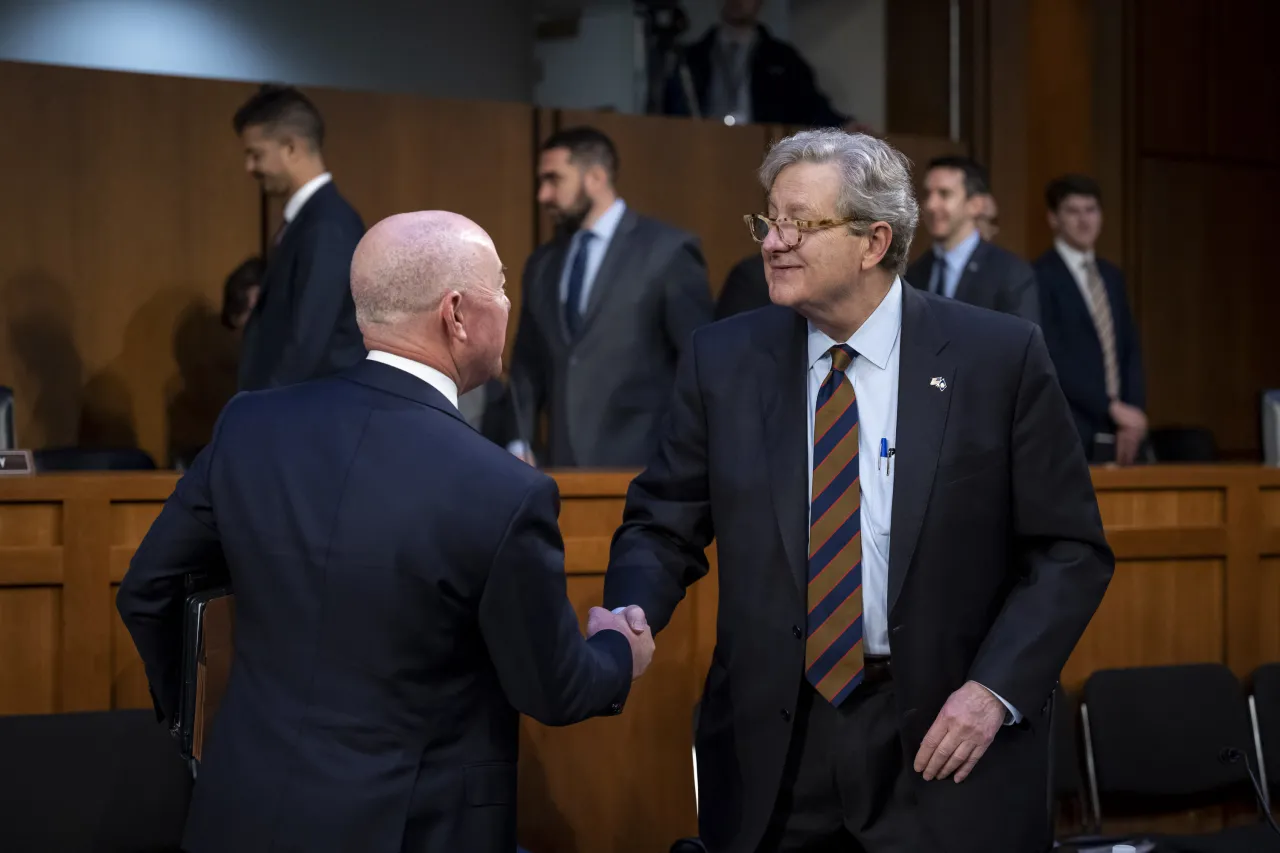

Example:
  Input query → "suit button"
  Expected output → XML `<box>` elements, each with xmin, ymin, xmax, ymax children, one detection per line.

<box><xmin>792</xmin><ymin>625</ymin><xmax>803</xmax><ymax>639</ymax></box>
<box><xmin>609</xmin><ymin>703</ymin><xmax>623</xmax><ymax>715</ymax></box>
<box><xmin>892</xmin><ymin>624</ymin><xmax>905</xmax><ymax>635</ymax></box>
<box><xmin>569</xmin><ymin>356</ymin><xmax>578</xmax><ymax>366</ymax></box>
<box><xmin>780</xmin><ymin>708</ymin><xmax>791</xmax><ymax>722</ymax></box>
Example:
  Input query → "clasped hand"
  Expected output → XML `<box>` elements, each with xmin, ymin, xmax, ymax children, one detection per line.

<box><xmin>586</xmin><ymin>605</ymin><xmax>654</xmax><ymax>680</ymax></box>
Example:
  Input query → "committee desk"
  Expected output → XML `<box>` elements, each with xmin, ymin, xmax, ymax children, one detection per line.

<box><xmin>0</xmin><ymin>466</ymin><xmax>1278</xmax><ymax>851</ymax></box>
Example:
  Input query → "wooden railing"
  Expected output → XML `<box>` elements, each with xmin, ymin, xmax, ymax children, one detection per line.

<box><xmin>1</xmin><ymin>466</ymin><xmax>1277</xmax><ymax>850</ymax></box>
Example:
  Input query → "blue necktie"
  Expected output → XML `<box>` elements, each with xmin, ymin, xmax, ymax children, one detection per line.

<box><xmin>930</xmin><ymin>253</ymin><xmax>947</xmax><ymax>296</ymax></box>
<box><xmin>564</xmin><ymin>231</ymin><xmax>595</xmax><ymax>338</ymax></box>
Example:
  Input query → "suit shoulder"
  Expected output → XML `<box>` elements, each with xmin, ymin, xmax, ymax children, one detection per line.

<box><xmin>635</xmin><ymin>213</ymin><xmax>699</xmax><ymax>248</ymax></box>
<box><xmin>698</xmin><ymin>304</ymin><xmax>793</xmax><ymax>351</ymax></box>
<box><xmin>926</xmin><ymin>290</ymin><xmax>1037</xmax><ymax>350</ymax></box>
<box><xmin>983</xmin><ymin>242</ymin><xmax>1035</xmax><ymax>274</ymax></box>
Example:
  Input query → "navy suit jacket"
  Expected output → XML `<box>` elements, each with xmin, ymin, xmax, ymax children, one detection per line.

<box><xmin>1033</xmin><ymin>249</ymin><xmax>1145</xmax><ymax>451</ymax></box>
<box><xmin>238</xmin><ymin>182</ymin><xmax>367</xmax><ymax>391</ymax></box>
<box><xmin>603</xmin><ymin>285</ymin><xmax>1112</xmax><ymax>853</ymax></box>
<box><xmin>118</xmin><ymin>359</ymin><xmax>632</xmax><ymax>853</ymax></box>
<box><xmin>905</xmin><ymin>239</ymin><xmax>1041</xmax><ymax>325</ymax></box>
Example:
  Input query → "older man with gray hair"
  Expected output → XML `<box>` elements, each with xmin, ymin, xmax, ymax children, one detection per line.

<box><xmin>120</xmin><ymin>210</ymin><xmax>653</xmax><ymax>853</ymax></box>
<box><xmin>601</xmin><ymin>131</ymin><xmax>1112</xmax><ymax>852</ymax></box>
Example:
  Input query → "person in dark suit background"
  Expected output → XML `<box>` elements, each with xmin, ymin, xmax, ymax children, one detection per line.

<box><xmin>715</xmin><ymin>252</ymin><xmax>770</xmax><ymax>319</ymax></box>
<box><xmin>506</xmin><ymin>127</ymin><xmax>714</xmax><ymax>467</ymax></box>
<box><xmin>905</xmin><ymin>157</ymin><xmax>1039</xmax><ymax>324</ymax></box>
<box><xmin>118</xmin><ymin>211</ymin><xmax>654</xmax><ymax>853</ymax></box>
<box><xmin>1034</xmin><ymin>174</ymin><xmax>1147</xmax><ymax>464</ymax></box>
<box><xmin>664</xmin><ymin>0</ymin><xmax>853</xmax><ymax>129</ymax></box>
<box><xmin>603</xmin><ymin>131</ymin><xmax>1112</xmax><ymax>852</ymax></box>
<box><xmin>234</xmin><ymin>85</ymin><xmax>366</xmax><ymax>391</ymax></box>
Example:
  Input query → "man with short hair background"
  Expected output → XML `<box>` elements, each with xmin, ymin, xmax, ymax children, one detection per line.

<box><xmin>1034</xmin><ymin>174</ymin><xmax>1147</xmax><ymax>464</ymax></box>
<box><xmin>233</xmin><ymin>84</ymin><xmax>366</xmax><ymax>391</ymax></box>
<box><xmin>905</xmin><ymin>156</ymin><xmax>1039</xmax><ymax>324</ymax></box>
<box><xmin>506</xmin><ymin>126</ymin><xmax>713</xmax><ymax>467</ymax></box>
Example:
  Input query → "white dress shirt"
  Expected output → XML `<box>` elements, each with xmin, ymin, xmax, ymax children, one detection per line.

<box><xmin>284</xmin><ymin>172</ymin><xmax>333</xmax><ymax>223</ymax></box>
<box><xmin>1053</xmin><ymin>237</ymin><xmax>1096</xmax><ymax>300</ymax></box>
<box><xmin>804</xmin><ymin>277</ymin><xmax>1019</xmax><ymax>723</ymax></box>
<box><xmin>366</xmin><ymin>351</ymin><xmax>458</xmax><ymax>409</ymax></box>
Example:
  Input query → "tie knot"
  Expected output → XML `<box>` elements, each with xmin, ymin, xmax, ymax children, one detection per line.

<box><xmin>829</xmin><ymin>344</ymin><xmax>856</xmax><ymax>372</ymax></box>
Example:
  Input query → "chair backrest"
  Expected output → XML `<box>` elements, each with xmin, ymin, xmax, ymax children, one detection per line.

<box><xmin>0</xmin><ymin>385</ymin><xmax>14</xmax><ymax>450</ymax></box>
<box><xmin>1250</xmin><ymin>663</ymin><xmax>1280</xmax><ymax>802</ymax></box>
<box><xmin>1264</xmin><ymin>390</ymin><xmax>1280</xmax><ymax>467</ymax></box>
<box><xmin>1148</xmin><ymin>427</ymin><xmax>1217</xmax><ymax>462</ymax></box>
<box><xmin>33</xmin><ymin>447</ymin><xmax>156</xmax><ymax>471</ymax></box>
<box><xmin>1082</xmin><ymin>664</ymin><xmax>1255</xmax><ymax>817</ymax></box>
<box><xmin>0</xmin><ymin>709</ymin><xmax>192</xmax><ymax>852</ymax></box>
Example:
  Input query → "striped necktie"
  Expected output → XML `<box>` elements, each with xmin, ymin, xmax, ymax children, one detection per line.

<box><xmin>806</xmin><ymin>344</ymin><xmax>865</xmax><ymax>706</ymax></box>
<box><xmin>1083</xmin><ymin>259</ymin><xmax>1120</xmax><ymax>401</ymax></box>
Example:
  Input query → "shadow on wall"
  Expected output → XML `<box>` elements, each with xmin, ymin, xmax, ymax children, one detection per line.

<box><xmin>167</xmin><ymin>299</ymin><xmax>239</xmax><ymax>466</ymax></box>
<box><xmin>3</xmin><ymin>273</ymin><xmax>85</xmax><ymax>448</ymax></box>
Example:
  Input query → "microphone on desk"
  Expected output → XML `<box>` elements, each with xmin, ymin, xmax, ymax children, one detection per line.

<box><xmin>1218</xmin><ymin>746</ymin><xmax>1280</xmax><ymax>837</ymax></box>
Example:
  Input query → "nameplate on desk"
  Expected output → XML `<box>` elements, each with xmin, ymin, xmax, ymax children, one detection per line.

<box><xmin>0</xmin><ymin>450</ymin><xmax>34</xmax><ymax>475</ymax></box>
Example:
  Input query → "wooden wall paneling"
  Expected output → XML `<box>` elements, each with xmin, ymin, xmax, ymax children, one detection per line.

<box><xmin>302</xmin><ymin>89</ymin><xmax>536</xmax><ymax>359</ymax></box>
<box><xmin>1207</xmin><ymin>2</ymin><xmax>1280</xmax><ymax>165</ymax></box>
<box><xmin>983</xmin><ymin>0</ymin><xmax>1031</xmax><ymax>258</ymax></box>
<box><xmin>1134</xmin><ymin>0</ymin><xmax>1209</xmax><ymax>158</ymax></box>
<box><xmin>0</xmin><ymin>62</ymin><xmax>259</xmax><ymax>467</ymax></box>
<box><xmin>885</xmin><ymin>0</ymin><xmax>952</xmax><ymax>137</ymax></box>
<box><xmin>1091</xmin><ymin>0</ymin><xmax>1130</xmax><ymax>273</ymax></box>
<box><xmin>554</xmin><ymin>111</ymin><xmax>770</xmax><ymax>294</ymax></box>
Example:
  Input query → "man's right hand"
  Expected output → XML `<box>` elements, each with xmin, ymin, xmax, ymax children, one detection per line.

<box><xmin>1108</xmin><ymin>400</ymin><xmax>1148</xmax><ymax>465</ymax></box>
<box><xmin>587</xmin><ymin>605</ymin><xmax>654</xmax><ymax>680</ymax></box>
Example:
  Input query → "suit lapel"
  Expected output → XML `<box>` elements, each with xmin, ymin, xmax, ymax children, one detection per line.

<box><xmin>888</xmin><ymin>286</ymin><xmax>954</xmax><ymax>614</ymax></box>
<box><xmin>579</xmin><ymin>210</ymin><xmax>640</xmax><ymax>335</ymax></box>
<box><xmin>952</xmin><ymin>239</ymin><xmax>988</xmax><ymax>305</ymax></box>
<box><xmin>757</xmin><ymin>309</ymin><xmax>811</xmax><ymax>600</ymax></box>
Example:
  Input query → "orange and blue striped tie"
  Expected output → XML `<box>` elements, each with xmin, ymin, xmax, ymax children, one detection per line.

<box><xmin>806</xmin><ymin>344</ymin><xmax>864</xmax><ymax>706</ymax></box>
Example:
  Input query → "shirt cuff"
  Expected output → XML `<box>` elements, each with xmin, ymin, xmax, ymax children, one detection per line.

<box><xmin>975</xmin><ymin>682</ymin><xmax>1022</xmax><ymax>725</ymax></box>
<box><xmin>506</xmin><ymin>440</ymin><xmax>530</xmax><ymax>457</ymax></box>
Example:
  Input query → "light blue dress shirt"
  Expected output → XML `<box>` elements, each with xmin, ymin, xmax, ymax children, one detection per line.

<box><xmin>804</xmin><ymin>276</ymin><xmax>1020</xmax><ymax>724</ymax></box>
<box><xmin>558</xmin><ymin>198</ymin><xmax>627</xmax><ymax>317</ymax></box>
<box><xmin>931</xmin><ymin>228</ymin><xmax>981</xmax><ymax>299</ymax></box>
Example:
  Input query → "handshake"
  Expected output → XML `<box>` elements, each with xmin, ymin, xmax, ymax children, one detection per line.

<box><xmin>587</xmin><ymin>605</ymin><xmax>655</xmax><ymax>680</ymax></box>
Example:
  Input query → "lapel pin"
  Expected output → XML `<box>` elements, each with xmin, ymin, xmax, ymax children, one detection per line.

<box><xmin>930</xmin><ymin>377</ymin><xmax>947</xmax><ymax>391</ymax></box>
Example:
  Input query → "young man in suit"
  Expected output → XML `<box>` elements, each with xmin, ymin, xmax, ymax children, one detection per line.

<box><xmin>1034</xmin><ymin>174</ymin><xmax>1147</xmax><ymax>464</ymax></box>
<box><xmin>905</xmin><ymin>156</ymin><xmax>1040</xmax><ymax>324</ymax></box>
<box><xmin>234</xmin><ymin>85</ymin><xmax>366</xmax><ymax>391</ymax></box>
<box><xmin>602</xmin><ymin>131</ymin><xmax>1112</xmax><ymax>852</ymax></box>
<box><xmin>506</xmin><ymin>126</ymin><xmax>714</xmax><ymax>468</ymax></box>
<box><xmin>118</xmin><ymin>211</ymin><xmax>654</xmax><ymax>853</ymax></box>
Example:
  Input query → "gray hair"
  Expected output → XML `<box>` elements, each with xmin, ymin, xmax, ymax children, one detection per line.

<box><xmin>759</xmin><ymin>130</ymin><xmax>919</xmax><ymax>274</ymax></box>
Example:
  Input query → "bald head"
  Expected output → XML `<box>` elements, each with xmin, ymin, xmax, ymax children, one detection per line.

<box><xmin>351</xmin><ymin>211</ymin><xmax>498</xmax><ymax>329</ymax></box>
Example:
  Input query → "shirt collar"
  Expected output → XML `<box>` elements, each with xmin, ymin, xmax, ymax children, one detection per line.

<box><xmin>365</xmin><ymin>351</ymin><xmax>459</xmax><ymax>409</ymax></box>
<box><xmin>579</xmin><ymin>198</ymin><xmax>627</xmax><ymax>245</ymax></box>
<box><xmin>1054</xmin><ymin>237</ymin><xmax>1094</xmax><ymax>270</ymax></box>
<box><xmin>806</xmin><ymin>276</ymin><xmax>903</xmax><ymax>373</ymax></box>
<box><xmin>934</xmin><ymin>227</ymin><xmax>981</xmax><ymax>270</ymax></box>
<box><xmin>284</xmin><ymin>172</ymin><xmax>333</xmax><ymax>223</ymax></box>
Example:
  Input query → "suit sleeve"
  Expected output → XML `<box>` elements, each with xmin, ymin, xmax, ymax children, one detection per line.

<box><xmin>1001</xmin><ymin>260</ymin><xmax>1041</xmax><ymax>326</ymax></box>
<box><xmin>662</xmin><ymin>237</ymin><xmax>714</xmax><ymax>357</ymax></box>
<box><xmin>117</xmin><ymin>406</ymin><xmax>232</xmax><ymax>723</ymax></box>
<box><xmin>506</xmin><ymin>254</ymin><xmax>549</xmax><ymax>450</ymax></box>
<box><xmin>967</xmin><ymin>327</ymin><xmax>1114</xmax><ymax>717</ymax></box>
<box><xmin>270</xmin><ymin>222</ymin><xmax>358</xmax><ymax>387</ymax></box>
<box><xmin>603</xmin><ymin>332</ymin><xmax>715</xmax><ymax>633</ymax></box>
<box><xmin>479</xmin><ymin>476</ymin><xmax>632</xmax><ymax>726</ymax></box>
<box><xmin>1114</xmin><ymin>271</ymin><xmax>1146</xmax><ymax>410</ymax></box>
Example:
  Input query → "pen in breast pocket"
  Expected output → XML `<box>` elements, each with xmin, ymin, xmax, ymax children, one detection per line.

<box><xmin>879</xmin><ymin>438</ymin><xmax>894</xmax><ymax>475</ymax></box>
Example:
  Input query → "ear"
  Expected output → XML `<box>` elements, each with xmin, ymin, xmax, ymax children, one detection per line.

<box><xmin>1046</xmin><ymin>210</ymin><xmax>1059</xmax><ymax>233</ymax></box>
<box><xmin>441</xmin><ymin>291</ymin><xmax>467</xmax><ymax>342</ymax></box>
<box><xmin>860</xmin><ymin>222</ymin><xmax>893</xmax><ymax>271</ymax></box>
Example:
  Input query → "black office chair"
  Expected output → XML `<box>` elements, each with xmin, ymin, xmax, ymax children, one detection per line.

<box><xmin>1079</xmin><ymin>664</ymin><xmax>1279</xmax><ymax>852</ymax></box>
<box><xmin>1249</xmin><ymin>664</ymin><xmax>1280</xmax><ymax>811</ymax></box>
<box><xmin>0</xmin><ymin>385</ymin><xmax>14</xmax><ymax>450</ymax></box>
<box><xmin>33</xmin><ymin>446</ymin><xmax>156</xmax><ymax>471</ymax></box>
<box><xmin>0</xmin><ymin>709</ymin><xmax>192</xmax><ymax>852</ymax></box>
<box><xmin>1148</xmin><ymin>427</ymin><xmax>1217</xmax><ymax>462</ymax></box>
